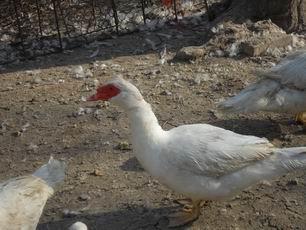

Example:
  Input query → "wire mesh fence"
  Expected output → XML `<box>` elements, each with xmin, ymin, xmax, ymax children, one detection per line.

<box><xmin>0</xmin><ymin>0</ymin><xmax>208</xmax><ymax>64</ymax></box>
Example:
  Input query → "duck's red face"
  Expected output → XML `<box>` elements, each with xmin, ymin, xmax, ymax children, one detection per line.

<box><xmin>87</xmin><ymin>84</ymin><xmax>121</xmax><ymax>101</ymax></box>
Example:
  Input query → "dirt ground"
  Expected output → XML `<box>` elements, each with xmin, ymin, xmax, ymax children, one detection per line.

<box><xmin>1</xmin><ymin>19</ymin><xmax>306</xmax><ymax>230</ymax></box>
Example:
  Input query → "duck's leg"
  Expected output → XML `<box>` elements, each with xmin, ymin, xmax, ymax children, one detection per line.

<box><xmin>295</xmin><ymin>112</ymin><xmax>306</xmax><ymax>125</ymax></box>
<box><xmin>168</xmin><ymin>199</ymin><xmax>201</xmax><ymax>227</ymax></box>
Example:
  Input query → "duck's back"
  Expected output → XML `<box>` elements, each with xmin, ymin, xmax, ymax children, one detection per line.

<box><xmin>0</xmin><ymin>176</ymin><xmax>53</xmax><ymax>230</ymax></box>
<box><xmin>261</xmin><ymin>51</ymin><xmax>306</xmax><ymax>89</ymax></box>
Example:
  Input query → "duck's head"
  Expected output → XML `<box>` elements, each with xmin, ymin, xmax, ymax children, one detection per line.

<box><xmin>87</xmin><ymin>76</ymin><xmax>143</xmax><ymax>110</ymax></box>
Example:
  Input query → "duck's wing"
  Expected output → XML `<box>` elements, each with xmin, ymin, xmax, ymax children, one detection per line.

<box><xmin>165</xmin><ymin>124</ymin><xmax>275</xmax><ymax>178</ymax></box>
<box><xmin>257</xmin><ymin>51</ymin><xmax>306</xmax><ymax>90</ymax></box>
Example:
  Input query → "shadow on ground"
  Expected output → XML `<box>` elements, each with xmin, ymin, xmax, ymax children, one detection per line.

<box><xmin>2</xmin><ymin>19</ymin><xmax>211</xmax><ymax>74</ymax></box>
<box><xmin>120</xmin><ymin>157</ymin><xmax>144</xmax><ymax>172</ymax></box>
<box><xmin>38</xmin><ymin>205</ymin><xmax>190</xmax><ymax>230</ymax></box>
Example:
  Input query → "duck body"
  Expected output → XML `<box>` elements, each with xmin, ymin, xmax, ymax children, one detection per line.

<box><xmin>0</xmin><ymin>157</ymin><xmax>65</xmax><ymax>230</ymax></box>
<box><xmin>88</xmin><ymin>77</ymin><xmax>306</xmax><ymax>226</ymax></box>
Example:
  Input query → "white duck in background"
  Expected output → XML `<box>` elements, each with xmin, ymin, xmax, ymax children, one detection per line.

<box><xmin>0</xmin><ymin>157</ymin><xmax>66</xmax><ymax>230</ymax></box>
<box><xmin>88</xmin><ymin>77</ymin><xmax>306</xmax><ymax>227</ymax></box>
<box><xmin>69</xmin><ymin>221</ymin><xmax>88</xmax><ymax>230</ymax></box>
<box><xmin>218</xmin><ymin>51</ymin><xmax>306</xmax><ymax>124</ymax></box>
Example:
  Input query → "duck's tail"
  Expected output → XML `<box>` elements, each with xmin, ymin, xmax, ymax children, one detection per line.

<box><xmin>223</xmin><ymin>146</ymin><xmax>306</xmax><ymax>197</ymax></box>
<box><xmin>274</xmin><ymin>147</ymin><xmax>306</xmax><ymax>171</ymax></box>
<box><xmin>251</xmin><ymin>146</ymin><xmax>306</xmax><ymax>180</ymax></box>
<box><xmin>33</xmin><ymin>156</ymin><xmax>66</xmax><ymax>188</ymax></box>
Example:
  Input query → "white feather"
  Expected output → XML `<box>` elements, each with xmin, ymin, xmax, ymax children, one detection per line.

<box><xmin>218</xmin><ymin>51</ymin><xmax>306</xmax><ymax>113</ymax></box>
<box><xmin>0</xmin><ymin>157</ymin><xmax>65</xmax><ymax>230</ymax></box>
<box><xmin>69</xmin><ymin>221</ymin><xmax>88</xmax><ymax>230</ymax></box>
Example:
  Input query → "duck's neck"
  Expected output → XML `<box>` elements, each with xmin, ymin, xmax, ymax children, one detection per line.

<box><xmin>127</xmin><ymin>100</ymin><xmax>165</xmax><ymax>171</ymax></box>
<box><xmin>128</xmin><ymin>100</ymin><xmax>164</xmax><ymax>141</ymax></box>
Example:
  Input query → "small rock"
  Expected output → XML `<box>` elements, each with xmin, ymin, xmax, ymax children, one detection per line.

<box><xmin>286</xmin><ymin>45</ymin><xmax>293</xmax><ymax>52</ymax></box>
<box><xmin>0</xmin><ymin>121</ymin><xmax>8</xmax><ymax>134</ymax></box>
<box><xmin>219</xmin><ymin>208</ymin><xmax>227</xmax><ymax>214</ymax></box>
<box><xmin>287</xmin><ymin>179</ymin><xmax>298</xmax><ymax>186</ymax></box>
<box><xmin>69</xmin><ymin>222</ymin><xmax>88</xmax><ymax>230</ymax></box>
<box><xmin>193</xmin><ymin>73</ymin><xmax>210</xmax><ymax>85</ymax></box>
<box><xmin>241</xmin><ymin>33</ymin><xmax>292</xmax><ymax>56</ymax></box>
<box><xmin>84</xmin><ymin>108</ymin><xmax>93</xmax><ymax>114</ymax></box>
<box><xmin>173</xmin><ymin>82</ymin><xmax>183</xmax><ymax>88</ymax></box>
<box><xmin>208</xmin><ymin>109</ymin><xmax>222</xmax><ymax>119</ymax></box>
<box><xmin>72</xmin><ymin>66</ymin><xmax>85</xmax><ymax>79</ymax></box>
<box><xmin>32</xmin><ymin>114</ymin><xmax>39</xmax><ymax>119</ymax></box>
<box><xmin>32</xmin><ymin>77</ymin><xmax>42</xmax><ymax>84</ymax></box>
<box><xmin>145</xmin><ymin>69</ymin><xmax>161</xmax><ymax>76</ymax></box>
<box><xmin>62</xmin><ymin>209</ymin><xmax>81</xmax><ymax>218</ymax></box>
<box><xmin>89</xmin><ymin>47</ymin><xmax>100</xmax><ymax>58</ymax></box>
<box><xmin>111</xmin><ymin>64</ymin><xmax>122</xmax><ymax>71</ymax></box>
<box><xmin>78</xmin><ymin>194</ymin><xmax>90</xmax><ymax>201</ymax></box>
<box><xmin>267</xmin><ymin>47</ymin><xmax>282</xmax><ymax>57</ymax></box>
<box><xmin>93</xmin><ymin>109</ymin><xmax>103</xmax><ymax>120</ymax></box>
<box><xmin>227</xmin><ymin>42</ymin><xmax>240</xmax><ymax>57</ymax></box>
<box><xmin>100</xmin><ymin>63</ymin><xmax>107</xmax><ymax>70</ymax></box>
<box><xmin>215</xmin><ymin>49</ymin><xmax>225</xmax><ymax>57</ymax></box>
<box><xmin>211</xmin><ymin>26</ymin><xmax>218</xmax><ymax>34</ymax></box>
<box><xmin>116</xmin><ymin>141</ymin><xmax>131</xmax><ymax>150</ymax></box>
<box><xmin>92</xmin><ymin>79</ymin><xmax>99</xmax><ymax>87</ymax></box>
<box><xmin>159</xmin><ymin>45</ymin><xmax>167</xmax><ymax>65</ymax></box>
<box><xmin>175</xmin><ymin>46</ymin><xmax>205</xmax><ymax>61</ymax></box>
<box><xmin>260</xmin><ymin>180</ymin><xmax>272</xmax><ymax>187</ymax></box>
<box><xmin>78</xmin><ymin>173</ymin><xmax>88</xmax><ymax>183</ymax></box>
<box><xmin>160</xmin><ymin>90</ymin><xmax>172</xmax><ymax>96</ymax></box>
<box><xmin>27</xmin><ymin>143</ymin><xmax>38</xmax><ymax>153</ymax></box>
<box><xmin>21</xmin><ymin>122</ymin><xmax>30</xmax><ymax>132</ymax></box>
<box><xmin>292</xmin><ymin>34</ymin><xmax>305</xmax><ymax>48</ymax></box>
<box><xmin>92</xmin><ymin>169</ymin><xmax>103</xmax><ymax>176</ymax></box>
<box><xmin>25</xmin><ymin>70</ymin><xmax>41</xmax><ymax>76</ymax></box>
<box><xmin>13</xmin><ymin>131</ymin><xmax>22</xmax><ymax>137</ymax></box>
<box><xmin>74</xmin><ymin>108</ymin><xmax>85</xmax><ymax>117</ymax></box>
<box><xmin>281</xmin><ymin>134</ymin><xmax>293</xmax><ymax>142</ymax></box>
<box><xmin>102</xmin><ymin>141</ymin><xmax>110</xmax><ymax>146</ymax></box>
<box><xmin>85</xmin><ymin>69</ymin><xmax>93</xmax><ymax>78</ymax></box>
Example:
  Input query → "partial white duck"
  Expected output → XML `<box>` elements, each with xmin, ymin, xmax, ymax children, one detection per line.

<box><xmin>218</xmin><ymin>51</ymin><xmax>306</xmax><ymax>124</ymax></box>
<box><xmin>69</xmin><ymin>221</ymin><xmax>88</xmax><ymax>230</ymax></box>
<box><xmin>87</xmin><ymin>77</ymin><xmax>306</xmax><ymax>227</ymax></box>
<box><xmin>0</xmin><ymin>157</ymin><xmax>66</xmax><ymax>230</ymax></box>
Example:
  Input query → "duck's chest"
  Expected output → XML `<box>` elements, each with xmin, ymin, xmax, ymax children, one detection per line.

<box><xmin>131</xmin><ymin>134</ymin><xmax>165</xmax><ymax>178</ymax></box>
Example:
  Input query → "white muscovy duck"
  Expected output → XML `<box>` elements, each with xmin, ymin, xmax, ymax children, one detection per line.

<box><xmin>87</xmin><ymin>77</ymin><xmax>306</xmax><ymax>227</ymax></box>
<box><xmin>218</xmin><ymin>51</ymin><xmax>306</xmax><ymax>125</ymax></box>
<box><xmin>0</xmin><ymin>157</ymin><xmax>66</xmax><ymax>230</ymax></box>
